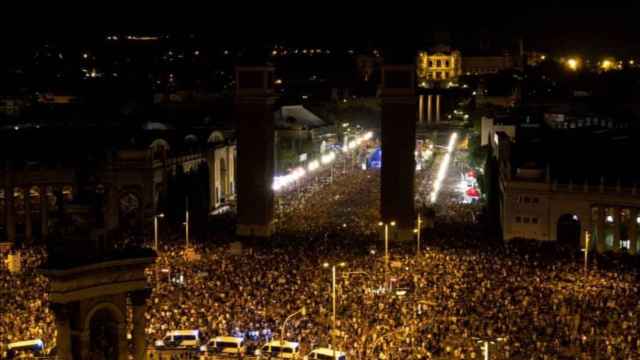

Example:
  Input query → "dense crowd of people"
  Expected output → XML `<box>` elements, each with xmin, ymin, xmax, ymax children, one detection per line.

<box><xmin>1</xmin><ymin>133</ymin><xmax>639</xmax><ymax>359</ymax></box>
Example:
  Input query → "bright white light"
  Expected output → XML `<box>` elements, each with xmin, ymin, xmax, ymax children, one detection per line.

<box><xmin>430</xmin><ymin>132</ymin><xmax>458</xmax><ymax>203</ymax></box>
<box><xmin>307</xmin><ymin>160</ymin><xmax>320</xmax><ymax>172</ymax></box>
<box><xmin>606</xmin><ymin>215</ymin><xmax>614</xmax><ymax>223</ymax></box>
<box><xmin>363</xmin><ymin>131</ymin><xmax>373</xmax><ymax>140</ymax></box>
<box><xmin>321</xmin><ymin>152</ymin><xmax>336</xmax><ymax>165</ymax></box>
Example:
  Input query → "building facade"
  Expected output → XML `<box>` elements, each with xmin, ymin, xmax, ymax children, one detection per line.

<box><xmin>462</xmin><ymin>54</ymin><xmax>513</xmax><ymax>75</ymax></box>
<box><xmin>491</xmin><ymin>130</ymin><xmax>640</xmax><ymax>254</ymax></box>
<box><xmin>417</xmin><ymin>46</ymin><xmax>462</xmax><ymax>87</ymax></box>
<box><xmin>0</xmin><ymin>128</ymin><xmax>236</xmax><ymax>245</ymax></box>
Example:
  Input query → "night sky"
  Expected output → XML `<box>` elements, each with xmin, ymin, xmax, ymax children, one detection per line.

<box><xmin>1</xmin><ymin>6</ymin><xmax>638</xmax><ymax>57</ymax></box>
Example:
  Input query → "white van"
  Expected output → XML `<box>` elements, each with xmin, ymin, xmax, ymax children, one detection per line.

<box><xmin>304</xmin><ymin>348</ymin><xmax>347</xmax><ymax>360</ymax></box>
<box><xmin>154</xmin><ymin>330</ymin><xmax>200</xmax><ymax>349</ymax></box>
<box><xmin>7</xmin><ymin>339</ymin><xmax>46</xmax><ymax>358</ymax></box>
<box><xmin>200</xmin><ymin>336</ymin><xmax>245</xmax><ymax>356</ymax></box>
<box><xmin>256</xmin><ymin>340</ymin><xmax>300</xmax><ymax>359</ymax></box>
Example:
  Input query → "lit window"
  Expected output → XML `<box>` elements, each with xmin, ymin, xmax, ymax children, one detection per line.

<box><xmin>637</xmin><ymin>216</ymin><xmax>640</xmax><ymax>225</ymax></box>
<box><xmin>621</xmin><ymin>240</ymin><xmax>631</xmax><ymax>250</ymax></box>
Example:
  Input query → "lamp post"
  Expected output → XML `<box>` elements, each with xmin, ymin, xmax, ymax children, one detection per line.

<box><xmin>323</xmin><ymin>261</ymin><xmax>346</xmax><ymax>360</ymax></box>
<box><xmin>153</xmin><ymin>213</ymin><xmax>165</xmax><ymax>252</ymax></box>
<box><xmin>378</xmin><ymin>221</ymin><xmax>396</xmax><ymax>290</ymax></box>
<box><xmin>280</xmin><ymin>306</ymin><xmax>306</xmax><ymax>342</ymax></box>
<box><xmin>475</xmin><ymin>337</ymin><xmax>506</xmax><ymax>360</ymax></box>
<box><xmin>153</xmin><ymin>213</ymin><xmax>164</xmax><ymax>289</ymax></box>
<box><xmin>583</xmin><ymin>231</ymin><xmax>591</xmax><ymax>275</ymax></box>
<box><xmin>414</xmin><ymin>213</ymin><xmax>422</xmax><ymax>257</ymax></box>
<box><xmin>184</xmin><ymin>197</ymin><xmax>190</xmax><ymax>249</ymax></box>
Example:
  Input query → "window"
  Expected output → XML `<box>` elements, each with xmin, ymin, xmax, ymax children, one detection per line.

<box><xmin>621</xmin><ymin>240</ymin><xmax>631</xmax><ymax>250</ymax></box>
<box><xmin>532</xmin><ymin>218</ymin><xmax>539</xmax><ymax>224</ymax></box>
<box><xmin>436</xmin><ymin>60</ymin><xmax>442</xmax><ymax>67</ymax></box>
<box><xmin>523</xmin><ymin>217</ymin><xmax>530</xmax><ymax>224</ymax></box>
<box><xmin>515</xmin><ymin>216</ymin><xmax>521</xmax><ymax>223</ymax></box>
<box><xmin>532</xmin><ymin>197</ymin><xmax>539</xmax><ymax>204</ymax></box>
<box><xmin>428</xmin><ymin>60</ymin><xmax>433</xmax><ymax>67</ymax></box>
<box><xmin>524</xmin><ymin>197</ymin><xmax>531</xmax><ymax>204</ymax></box>
<box><xmin>445</xmin><ymin>60</ymin><xmax>450</xmax><ymax>67</ymax></box>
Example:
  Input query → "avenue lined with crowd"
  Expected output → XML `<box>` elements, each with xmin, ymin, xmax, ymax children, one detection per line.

<box><xmin>1</xmin><ymin>132</ymin><xmax>639</xmax><ymax>359</ymax></box>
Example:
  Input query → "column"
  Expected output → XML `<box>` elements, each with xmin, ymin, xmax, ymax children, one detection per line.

<box><xmin>596</xmin><ymin>206</ymin><xmax>605</xmax><ymax>253</ymax></box>
<box><xmin>24</xmin><ymin>187</ymin><xmax>32</xmax><ymax>244</ymax></box>
<box><xmin>79</xmin><ymin>331</ymin><xmax>91</xmax><ymax>360</ymax></box>
<box><xmin>235</xmin><ymin>66</ymin><xmax>278</xmax><ymax>238</ymax></box>
<box><xmin>613</xmin><ymin>207</ymin><xmax>621</xmax><ymax>252</ymax></box>
<box><xmin>427</xmin><ymin>95</ymin><xmax>433</xmax><ymax>124</ymax></box>
<box><xmin>418</xmin><ymin>95</ymin><xmax>424</xmax><ymax>124</ymax></box>
<box><xmin>131</xmin><ymin>290</ymin><xmax>150</xmax><ymax>360</ymax></box>
<box><xmin>629</xmin><ymin>208</ymin><xmax>638</xmax><ymax>255</ymax></box>
<box><xmin>435</xmin><ymin>95</ymin><xmax>441</xmax><ymax>123</ymax></box>
<box><xmin>380</xmin><ymin>65</ymin><xmax>417</xmax><ymax>241</ymax></box>
<box><xmin>40</xmin><ymin>185</ymin><xmax>48</xmax><ymax>242</ymax></box>
<box><xmin>51</xmin><ymin>303</ymin><xmax>72</xmax><ymax>360</ymax></box>
<box><xmin>117</xmin><ymin>322</ymin><xmax>128</xmax><ymax>360</ymax></box>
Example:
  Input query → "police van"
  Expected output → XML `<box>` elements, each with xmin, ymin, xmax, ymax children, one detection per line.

<box><xmin>255</xmin><ymin>340</ymin><xmax>300</xmax><ymax>359</ymax></box>
<box><xmin>154</xmin><ymin>330</ymin><xmax>201</xmax><ymax>349</ymax></box>
<box><xmin>7</xmin><ymin>339</ymin><xmax>46</xmax><ymax>359</ymax></box>
<box><xmin>304</xmin><ymin>348</ymin><xmax>346</xmax><ymax>360</ymax></box>
<box><xmin>200</xmin><ymin>336</ymin><xmax>245</xmax><ymax>357</ymax></box>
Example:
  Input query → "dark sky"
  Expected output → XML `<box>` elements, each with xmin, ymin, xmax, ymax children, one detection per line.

<box><xmin>2</xmin><ymin>6</ymin><xmax>638</xmax><ymax>57</ymax></box>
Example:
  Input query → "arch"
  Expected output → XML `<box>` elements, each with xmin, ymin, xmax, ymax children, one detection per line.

<box><xmin>83</xmin><ymin>301</ymin><xmax>125</xmax><ymax>332</ymax></box>
<box><xmin>207</xmin><ymin>131</ymin><xmax>225</xmax><ymax>144</ymax></box>
<box><xmin>149</xmin><ymin>138</ymin><xmax>170</xmax><ymax>152</ymax></box>
<box><xmin>150</xmin><ymin>138</ymin><xmax>170</xmax><ymax>161</ymax></box>
<box><xmin>85</xmin><ymin>302</ymin><xmax>125</xmax><ymax>360</ymax></box>
<box><xmin>184</xmin><ymin>134</ymin><xmax>199</xmax><ymax>143</ymax></box>
<box><xmin>557</xmin><ymin>213</ymin><xmax>581</xmax><ymax>248</ymax></box>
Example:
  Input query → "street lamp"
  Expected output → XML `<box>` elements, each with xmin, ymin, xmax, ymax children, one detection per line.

<box><xmin>378</xmin><ymin>221</ymin><xmax>396</xmax><ymax>290</ymax></box>
<box><xmin>323</xmin><ymin>261</ymin><xmax>346</xmax><ymax>359</ymax></box>
<box><xmin>475</xmin><ymin>337</ymin><xmax>506</xmax><ymax>360</ymax></box>
<box><xmin>413</xmin><ymin>213</ymin><xmax>422</xmax><ymax>257</ymax></box>
<box><xmin>153</xmin><ymin>213</ymin><xmax>165</xmax><ymax>252</ymax></box>
<box><xmin>583</xmin><ymin>231</ymin><xmax>591</xmax><ymax>275</ymax></box>
<box><xmin>280</xmin><ymin>306</ymin><xmax>306</xmax><ymax>342</ymax></box>
<box><xmin>153</xmin><ymin>213</ymin><xmax>165</xmax><ymax>289</ymax></box>
<box><xmin>184</xmin><ymin>197</ymin><xmax>190</xmax><ymax>249</ymax></box>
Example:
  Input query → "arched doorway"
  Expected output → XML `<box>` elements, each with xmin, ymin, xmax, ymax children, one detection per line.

<box><xmin>557</xmin><ymin>214</ymin><xmax>581</xmax><ymax>248</ymax></box>
<box><xmin>88</xmin><ymin>307</ymin><xmax>121</xmax><ymax>360</ymax></box>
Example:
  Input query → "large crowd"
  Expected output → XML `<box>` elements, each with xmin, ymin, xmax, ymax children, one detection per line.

<box><xmin>1</xmin><ymin>132</ymin><xmax>639</xmax><ymax>359</ymax></box>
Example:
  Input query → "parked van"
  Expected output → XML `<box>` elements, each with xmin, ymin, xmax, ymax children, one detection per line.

<box><xmin>255</xmin><ymin>340</ymin><xmax>300</xmax><ymax>359</ymax></box>
<box><xmin>154</xmin><ymin>330</ymin><xmax>200</xmax><ymax>349</ymax></box>
<box><xmin>7</xmin><ymin>339</ymin><xmax>46</xmax><ymax>359</ymax></box>
<box><xmin>201</xmin><ymin>336</ymin><xmax>245</xmax><ymax>357</ymax></box>
<box><xmin>304</xmin><ymin>347</ymin><xmax>346</xmax><ymax>360</ymax></box>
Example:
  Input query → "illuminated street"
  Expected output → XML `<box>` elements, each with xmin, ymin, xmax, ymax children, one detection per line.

<box><xmin>2</xmin><ymin>13</ymin><xmax>640</xmax><ymax>359</ymax></box>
